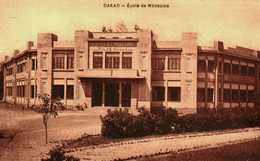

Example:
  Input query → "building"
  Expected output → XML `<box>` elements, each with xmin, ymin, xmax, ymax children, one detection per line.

<box><xmin>1</xmin><ymin>29</ymin><xmax>260</xmax><ymax>114</ymax></box>
<box><xmin>0</xmin><ymin>62</ymin><xmax>3</xmax><ymax>100</ymax></box>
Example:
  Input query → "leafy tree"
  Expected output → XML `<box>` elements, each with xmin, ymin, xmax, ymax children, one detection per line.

<box><xmin>38</xmin><ymin>93</ymin><xmax>62</xmax><ymax>144</ymax></box>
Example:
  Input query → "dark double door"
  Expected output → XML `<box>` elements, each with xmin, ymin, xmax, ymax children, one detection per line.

<box><xmin>92</xmin><ymin>81</ymin><xmax>131</xmax><ymax>107</ymax></box>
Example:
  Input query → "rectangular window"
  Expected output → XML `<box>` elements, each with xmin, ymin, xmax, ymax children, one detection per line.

<box><xmin>67</xmin><ymin>54</ymin><xmax>74</xmax><ymax>69</ymax></box>
<box><xmin>197</xmin><ymin>88</ymin><xmax>205</xmax><ymax>102</ymax></box>
<box><xmin>31</xmin><ymin>85</ymin><xmax>37</xmax><ymax>98</ymax></box>
<box><xmin>122</xmin><ymin>52</ymin><xmax>132</xmax><ymax>69</ymax></box>
<box><xmin>198</xmin><ymin>59</ymin><xmax>206</xmax><ymax>72</ymax></box>
<box><xmin>224</xmin><ymin>62</ymin><xmax>231</xmax><ymax>74</ymax></box>
<box><xmin>32</xmin><ymin>59</ymin><xmax>36</xmax><ymax>70</ymax></box>
<box><xmin>53</xmin><ymin>55</ymin><xmax>65</xmax><ymax>69</ymax></box>
<box><xmin>248</xmin><ymin>90</ymin><xmax>255</xmax><ymax>102</ymax></box>
<box><xmin>152</xmin><ymin>57</ymin><xmax>165</xmax><ymax>70</ymax></box>
<box><xmin>240</xmin><ymin>90</ymin><xmax>247</xmax><ymax>102</ymax></box>
<box><xmin>168</xmin><ymin>57</ymin><xmax>181</xmax><ymax>71</ymax></box>
<box><xmin>6</xmin><ymin>68</ymin><xmax>13</xmax><ymax>76</ymax></box>
<box><xmin>208</xmin><ymin>60</ymin><xmax>215</xmax><ymax>73</ymax></box>
<box><xmin>232</xmin><ymin>63</ymin><xmax>239</xmax><ymax>75</ymax></box>
<box><xmin>17</xmin><ymin>63</ymin><xmax>26</xmax><ymax>73</ymax></box>
<box><xmin>105</xmin><ymin>52</ymin><xmax>120</xmax><ymax>69</ymax></box>
<box><xmin>79</xmin><ymin>55</ymin><xmax>83</xmax><ymax>69</ymax></box>
<box><xmin>248</xmin><ymin>66</ymin><xmax>255</xmax><ymax>77</ymax></box>
<box><xmin>52</xmin><ymin>85</ymin><xmax>64</xmax><ymax>99</ymax></box>
<box><xmin>66</xmin><ymin>85</ymin><xmax>74</xmax><ymax>99</ymax></box>
<box><xmin>152</xmin><ymin>86</ymin><xmax>165</xmax><ymax>101</ymax></box>
<box><xmin>207</xmin><ymin>88</ymin><xmax>214</xmax><ymax>102</ymax></box>
<box><xmin>168</xmin><ymin>87</ymin><xmax>181</xmax><ymax>101</ymax></box>
<box><xmin>241</xmin><ymin>65</ymin><xmax>247</xmax><ymax>76</ymax></box>
<box><xmin>41</xmin><ymin>53</ymin><xmax>47</xmax><ymax>69</ymax></box>
<box><xmin>7</xmin><ymin>87</ymin><xmax>12</xmax><ymax>96</ymax></box>
<box><xmin>223</xmin><ymin>89</ymin><xmax>231</xmax><ymax>102</ymax></box>
<box><xmin>218</xmin><ymin>62</ymin><xmax>223</xmax><ymax>73</ymax></box>
<box><xmin>93</xmin><ymin>52</ymin><xmax>103</xmax><ymax>68</ymax></box>
<box><xmin>232</xmin><ymin>89</ymin><xmax>239</xmax><ymax>102</ymax></box>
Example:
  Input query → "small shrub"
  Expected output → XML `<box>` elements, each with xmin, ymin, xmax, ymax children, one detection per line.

<box><xmin>100</xmin><ymin>108</ymin><xmax>134</xmax><ymax>138</ymax></box>
<box><xmin>41</xmin><ymin>147</ymin><xmax>80</xmax><ymax>161</ymax></box>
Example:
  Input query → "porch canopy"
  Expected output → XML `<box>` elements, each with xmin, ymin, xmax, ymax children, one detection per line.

<box><xmin>76</xmin><ymin>69</ymin><xmax>145</xmax><ymax>79</ymax></box>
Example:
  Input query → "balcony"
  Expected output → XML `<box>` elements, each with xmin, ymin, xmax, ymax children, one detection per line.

<box><xmin>76</xmin><ymin>69</ymin><xmax>144</xmax><ymax>79</ymax></box>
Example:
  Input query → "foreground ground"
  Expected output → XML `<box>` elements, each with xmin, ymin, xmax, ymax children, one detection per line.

<box><xmin>0</xmin><ymin>103</ymin><xmax>101</xmax><ymax>161</ymax></box>
<box><xmin>66</xmin><ymin>127</ymin><xmax>260</xmax><ymax>161</ymax></box>
<box><xmin>140</xmin><ymin>138</ymin><xmax>260</xmax><ymax>161</ymax></box>
<box><xmin>1</xmin><ymin>103</ymin><xmax>260</xmax><ymax>161</ymax></box>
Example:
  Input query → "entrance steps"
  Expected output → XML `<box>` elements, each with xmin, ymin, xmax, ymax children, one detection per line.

<box><xmin>83</xmin><ymin>107</ymin><xmax>137</xmax><ymax>116</ymax></box>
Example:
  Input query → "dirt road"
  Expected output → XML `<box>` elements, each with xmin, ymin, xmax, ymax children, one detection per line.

<box><xmin>69</xmin><ymin>128</ymin><xmax>260</xmax><ymax>161</ymax></box>
<box><xmin>0</xmin><ymin>104</ymin><xmax>101</xmax><ymax>161</ymax></box>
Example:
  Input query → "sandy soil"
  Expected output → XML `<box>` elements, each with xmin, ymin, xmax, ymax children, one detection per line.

<box><xmin>0</xmin><ymin>103</ymin><xmax>101</xmax><ymax>161</ymax></box>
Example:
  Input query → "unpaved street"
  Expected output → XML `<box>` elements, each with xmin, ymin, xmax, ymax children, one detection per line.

<box><xmin>1</xmin><ymin>104</ymin><xmax>260</xmax><ymax>161</ymax></box>
<box><xmin>68</xmin><ymin>128</ymin><xmax>260</xmax><ymax>161</ymax></box>
<box><xmin>0</xmin><ymin>104</ymin><xmax>101</xmax><ymax>161</ymax></box>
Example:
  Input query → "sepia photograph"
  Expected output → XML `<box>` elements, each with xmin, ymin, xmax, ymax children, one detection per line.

<box><xmin>0</xmin><ymin>0</ymin><xmax>260</xmax><ymax>160</ymax></box>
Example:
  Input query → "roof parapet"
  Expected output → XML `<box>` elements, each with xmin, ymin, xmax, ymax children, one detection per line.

<box><xmin>214</xmin><ymin>41</ymin><xmax>224</xmax><ymax>51</ymax></box>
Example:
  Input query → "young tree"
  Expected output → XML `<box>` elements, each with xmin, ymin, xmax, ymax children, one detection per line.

<box><xmin>38</xmin><ymin>93</ymin><xmax>62</xmax><ymax>144</ymax></box>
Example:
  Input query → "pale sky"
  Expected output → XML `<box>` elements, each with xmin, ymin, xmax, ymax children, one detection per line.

<box><xmin>1</xmin><ymin>0</ymin><xmax>260</xmax><ymax>59</ymax></box>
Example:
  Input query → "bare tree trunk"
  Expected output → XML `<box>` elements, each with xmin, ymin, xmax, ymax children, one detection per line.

<box><xmin>45</xmin><ymin>121</ymin><xmax>48</xmax><ymax>144</ymax></box>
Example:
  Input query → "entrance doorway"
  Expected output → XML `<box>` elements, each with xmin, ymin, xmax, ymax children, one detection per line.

<box><xmin>91</xmin><ymin>81</ymin><xmax>131</xmax><ymax>107</ymax></box>
<box><xmin>105</xmin><ymin>83</ymin><xmax>119</xmax><ymax>106</ymax></box>
<box><xmin>122</xmin><ymin>83</ymin><xmax>131</xmax><ymax>107</ymax></box>
<box><xmin>91</xmin><ymin>82</ymin><xmax>102</xmax><ymax>106</ymax></box>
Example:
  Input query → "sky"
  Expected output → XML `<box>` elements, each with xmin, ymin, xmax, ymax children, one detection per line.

<box><xmin>1</xmin><ymin>0</ymin><xmax>260</xmax><ymax>59</ymax></box>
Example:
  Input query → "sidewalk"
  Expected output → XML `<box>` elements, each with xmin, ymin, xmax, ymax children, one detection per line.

<box><xmin>68</xmin><ymin>127</ymin><xmax>260</xmax><ymax>161</ymax></box>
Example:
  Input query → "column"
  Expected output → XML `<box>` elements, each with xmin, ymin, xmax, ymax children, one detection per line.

<box><xmin>27</xmin><ymin>56</ymin><xmax>31</xmax><ymax>108</ymax></box>
<box><xmin>64</xmin><ymin>54</ymin><xmax>68</xmax><ymax>69</ymax></box>
<box><xmin>214</xmin><ymin>56</ymin><xmax>218</xmax><ymax>109</ymax></box>
<box><xmin>205</xmin><ymin>56</ymin><xmax>208</xmax><ymax>109</ymax></box>
<box><xmin>165</xmin><ymin>56</ymin><xmax>168</xmax><ymax>71</ymax></box>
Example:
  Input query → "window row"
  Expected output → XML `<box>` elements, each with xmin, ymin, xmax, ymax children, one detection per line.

<box><xmin>197</xmin><ymin>88</ymin><xmax>214</xmax><ymax>102</ymax></box>
<box><xmin>152</xmin><ymin>57</ymin><xmax>181</xmax><ymax>71</ymax></box>
<box><xmin>197</xmin><ymin>88</ymin><xmax>256</xmax><ymax>103</ymax></box>
<box><xmin>152</xmin><ymin>86</ymin><xmax>181</xmax><ymax>102</ymax></box>
<box><xmin>198</xmin><ymin>60</ymin><xmax>257</xmax><ymax>77</ymax></box>
<box><xmin>5</xmin><ymin>85</ymin><xmax>74</xmax><ymax>100</ymax></box>
<box><xmin>52</xmin><ymin>85</ymin><xmax>74</xmax><ymax>99</ymax></box>
<box><xmin>52</xmin><ymin>54</ymin><xmax>74</xmax><ymax>69</ymax></box>
<box><xmin>222</xmin><ymin>89</ymin><xmax>255</xmax><ymax>102</ymax></box>
<box><xmin>93</xmin><ymin>52</ymin><xmax>132</xmax><ymax>69</ymax></box>
<box><xmin>222</xmin><ymin>63</ymin><xmax>256</xmax><ymax>76</ymax></box>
